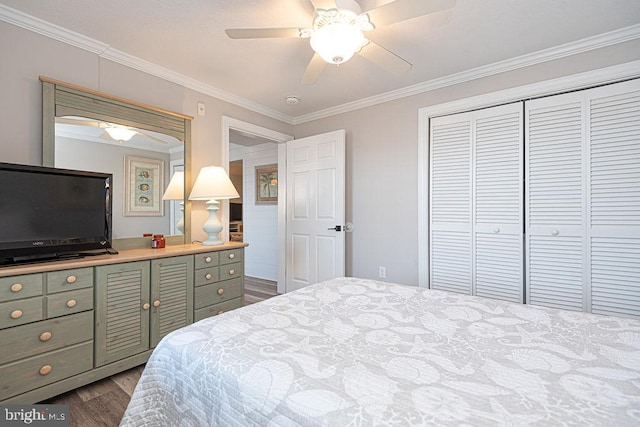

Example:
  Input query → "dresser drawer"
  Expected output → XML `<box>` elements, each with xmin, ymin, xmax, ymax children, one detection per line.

<box><xmin>219</xmin><ymin>249</ymin><xmax>244</xmax><ymax>265</ymax></box>
<box><xmin>47</xmin><ymin>287</ymin><xmax>93</xmax><ymax>318</ymax></box>
<box><xmin>0</xmin><ymin>297</ymin><xmax>44</xmax><ymax>329</ymax></box>
<box><xmin>219</xmin><ymin>262</ymin><xmax>242</xmax><ymax>281</ymax></box>
<box><xmin>195</xmin><ymin>267</ymin><xmax>219</xmax><ymax>287</ymax></box>
<box><xmin>0</xmin><ymin>341</ymin><xmax>93</xmax><ymax>401</ymax></box>
<box><xmin>194</xmin><ymin>297</ymin><xmax>244</xmax><ymax>322</ymax></box>
<box><xmin>0</xmin><ymin>311</ymin><xmax>93</xmax><ymax>365</ymax></box>
<box><xmin>194</xmin><ymin>277</ymin><xmax>243</xmax><ymax>309</ymax></box>
<box><xmin>0</xmin><ymin>274</ymin><xmax>43</xmax><ymax>303</ymax></box>
<box><xmin>46</xmin><ymin>267</ymin><xmax>93</xmax><ymax>294</ymax></box>
<box><xmin>195</xmin><ymin>252</ymin><xmax>220</xmax><ymax>270</ymax></box>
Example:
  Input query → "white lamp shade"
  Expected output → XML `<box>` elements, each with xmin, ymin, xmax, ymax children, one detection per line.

<box><xmin>104</xmin><ymin>125</ymin><xmax>137</xmax><ymax>142</ymax></box>
<box><xmin>310</xmin><ymin>23</ymin><xmax>366</xmax><ymax>65</ymax></box>
<box><xmin>189</xmin><ymin>166</ymin><xmax>239</xmax><ymax>200</ymax></box>
<box><xmin>162</xmin><ymin>171</ymin><xmax>184</xmax><ymax>200</ymax></box>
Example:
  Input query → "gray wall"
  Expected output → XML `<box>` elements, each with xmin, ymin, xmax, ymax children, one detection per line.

<box><xmin>230</xmin><ymin>143</ymin><xmax>279</xmax><ymax>281</ymax></box>
<box><xmin>2</xmin><ymin>19</ymin><xmax>639</xmax><ymax>285</ymax></box>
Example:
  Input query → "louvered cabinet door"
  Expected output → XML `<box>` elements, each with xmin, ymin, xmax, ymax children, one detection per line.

<box><xmin>150</xmin><ymin>255</ymin><xmax>194</xmax><ymax>348</ymax></box>
<box><xmin>95</xmin><ymin>261</ymin><xmax>150</xmax><ymax>367</ymax></box>
<box><xmin>430</xmin><ymin>116</ymin><xmax>472</xmax><ymax>294</ymax></box>
<box><xmin>588</xmin><ymin>80</ymin><xmax>640</xmax><ymax>318</ymax></box>
<box><xmin>525</xmin><ymin>93</ymin><xmax>586</xmax><ymax>311</ymax></box>
<box><xmin>473</xmin><ymin>104</ymin><xmax>523</xmax><ymax>302</ymax></box>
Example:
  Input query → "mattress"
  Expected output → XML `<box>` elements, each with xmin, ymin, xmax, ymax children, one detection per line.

<box><xmin>120</xmin><ymin>277</ymin><xmax>640</xmax><ymax>426</ymax></box>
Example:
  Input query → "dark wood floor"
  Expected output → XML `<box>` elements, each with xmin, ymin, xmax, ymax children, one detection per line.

<box><xmin>41</xmin><ymin>276</ymin><xmax>277</xmax><ymax>426</ymax></box>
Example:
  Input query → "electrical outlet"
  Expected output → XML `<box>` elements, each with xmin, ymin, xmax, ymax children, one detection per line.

<box><xmin>378</xmin><ymin>266</ymin><xmax>386</xmax><ymax>279</ymax></box>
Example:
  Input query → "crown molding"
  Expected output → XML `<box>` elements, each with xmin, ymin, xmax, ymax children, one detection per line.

<box><xmin>2</xmin><ymin>4</ymin><xmax>639</xmax><ymax>126</ymax></box>
<box><xmin>293</xmin><ymin>23</ymin><xmax>640</xmax><ymax>124</ymax></box>
<box><xmin>0</xmin><ymin>4</ymin><xmax>108</xmax><ymax>54</ymax></box>
<box><xmin>101</xmin><ymin>49</ymin><xmax>295</xmax><ymax>124</ymax></box>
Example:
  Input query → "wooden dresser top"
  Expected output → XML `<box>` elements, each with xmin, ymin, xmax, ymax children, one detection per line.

<box><xmin>0</xmin><ymin>242</ymin><xmax>248</xmax><ymax>277</ymax></box>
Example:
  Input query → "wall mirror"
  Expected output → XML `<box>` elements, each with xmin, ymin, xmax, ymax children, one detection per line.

<box><xmin>41</xmin><ymin>77</ymin><xmax>192</xmax><ymax>249</ymax></box>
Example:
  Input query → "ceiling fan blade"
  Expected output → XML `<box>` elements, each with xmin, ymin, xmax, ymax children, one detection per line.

<box><xmin>301</xmin><ymin>53</ymin><xmax>327</xmax><ymax>85</ymax></box>
<box><xmin>358</xmin><ymin>40</ymin><xmax>412</xmax><ymax>74</ymax></box>
<box><xmin>140</xmin><ymin>132</ymin><xmax>169</xmax><ymax>144</ymax></box>
<box><xmin>225</xmin><ymin>28</ymin><xmax>302</xmax><ymax>39</ymax></box>
<box><xmin>364</xmin><ymin>0</ymin><xmax>456</xmax><ymax>28</ymax></box>
<box><xmin>56</xmin><ymin>117</ymin><xmax>102</xmax><ymax>127</ymax></box>
<box><xmin>309</xmin><ymin>0</ymin><xmax>337</xmax><ymax>11</ymax></box>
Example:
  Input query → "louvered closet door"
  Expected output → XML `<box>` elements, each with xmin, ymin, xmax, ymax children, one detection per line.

<box><xmin>588</xmin><ymin>80</ymin><xmax>640</xmax><ymax>318</ymax></box>
<box><xmin>430</xmin><ymin>103</ymin><xmax>523</xmax><ymax>300</ymax></box>
<box><xmin>473</xmin><ymin>104</ymin><xmax>523</xmax><ymax>302</ymax></box>
<box><xmin>526</xmin><ymin>78</ymin><xmax>640</xmax><ymax>318</ymax></box>
<box><xmin>525</xmin><ymin>93</ymin><xmax>586</xmax><ymax>311</ymax></box>
<box><xmin>430</xmin><ymin>115</ymin><xmax>472</xmax><ymax>294</ymax></box>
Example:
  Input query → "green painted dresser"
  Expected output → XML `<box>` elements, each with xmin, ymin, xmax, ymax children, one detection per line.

<box><xmin>0</xmin><ymin>242</ymin><xmax>246</xmax><ymax>403</ymax></box>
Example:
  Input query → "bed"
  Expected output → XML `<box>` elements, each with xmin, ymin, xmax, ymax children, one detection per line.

<box><xmin>120</xmin><ymin>277</ymin><xmax>640</xmax><ymax>426</ymax></box>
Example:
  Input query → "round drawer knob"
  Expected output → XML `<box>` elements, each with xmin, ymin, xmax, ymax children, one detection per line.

<box><xmin>10</xmin><ymin>283</ymin><xmax>23</xmax><ymax>293</ymax></box>
<box><xmin>142</xmin><ymin>303</ymin><xmax>151</xmax><ymax>310</ymax></box>
<box><xmin>10</xmin><ymin>309</ymin><xmax>23</xmax><ymax>319</ymax></box>
<box><xmin>493</xmin><ymin>227</ymin><xmax>500</xmax><ymax>233</ymax></box>
<box><xmin>66</xmin><ymin>299</ymin><xmax>77</xmax><ymax>308</ymax></box>
<box><xmin>66</xmin><ymin>275</ymin><xmax>77</xmax><ymax>284</ymax></box>
<box><xmin>39</xmin><ymin>331</ymin><xmax>52</xmax><ymax>342</ymax></box>
<box><xmin>229</xmin><ymin>269</ymin><xmax>235</xmax><ymax>275</ymax></box>
<box><xmin>153</xmin><ymin>300</ymin><xmax>161</xmax><ymax>307</ymax></box>
<box><xmin>228</xmin><ymin>253</ymin><xmax>235</xmax><ymax>259</ymax></box>
<box><xmin>39</xmin><ymin>365</ymin><xmax>52</xmax><ymax>376</ymax></box>
<box><xmin>552</xmin><ymin>230</ymin><xmax>560</xmax><ymax>236</ymax></box>
<box><xmin>205</xmin><ymin>273</ymin><xmax>212</xmax><ymax>280</ymax></box>
<box><xmin>217</xmin><ymin>288</ymin><xmax>224</xmax><ymax>295</ymax></box>
<box><xmin>205</xmin><ymin>256</ymin><xmax>212</xmax><ymax>263</ymax></box>
<box><xmin>217</xmin><ymin>310</ymin><xmax>224</xmax><ymax>315</ymax></box>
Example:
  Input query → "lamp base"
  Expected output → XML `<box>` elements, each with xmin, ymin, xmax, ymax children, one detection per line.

<box><xmin>202</xmin><ymin>199</ymin><xmax>223</xmax><ymax>246</ymax></box>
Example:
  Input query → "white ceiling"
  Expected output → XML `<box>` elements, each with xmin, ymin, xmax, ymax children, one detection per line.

<box><xmin>2</xmin><ymin>0</ymin><xmax>639</xmax><ymax>120</ymax></box>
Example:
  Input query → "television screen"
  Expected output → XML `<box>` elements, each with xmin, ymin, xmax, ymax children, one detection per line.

<box><xmin>0</xmin><ymin>162</ymin><xmax>112</xmax><ymax>265</ymax></box>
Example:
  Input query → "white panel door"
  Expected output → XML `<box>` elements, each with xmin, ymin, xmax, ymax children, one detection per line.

<box><xmin>286</xmin><ymin>130</ymin><xmax>345</xmax><ymax>292</ymax></box>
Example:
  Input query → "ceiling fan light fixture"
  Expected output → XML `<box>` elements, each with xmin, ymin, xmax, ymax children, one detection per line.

<box><xmin>104</xmin><ymin>125</ymin><xmax>136</xmax><ymax>142</ymax></box>
<box><xmin>310</xmin><ymin>23</ymin><xmax>365</xmax><ymax>65</ymax></box>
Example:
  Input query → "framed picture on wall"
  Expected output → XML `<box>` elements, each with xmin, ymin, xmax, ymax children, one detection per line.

<box><xmin>255</xmin><ymin>164</ymin><xmax>278</xmax><ymax>205</ymax></box>
<box><xmin>124</xmin><ymin>156</ymin><xmax>164</xmax><ymax>216</ymax></box>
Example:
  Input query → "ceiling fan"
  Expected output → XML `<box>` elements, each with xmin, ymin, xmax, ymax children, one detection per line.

<box><xmin>225</xmin><ymin>0</ymin><xmax>456</xmax><ymax>84</ymax></box>
<box><xmin>56</xmin><ymin>116</ymin><xmax>168</xmax><ymax>144</ymax></box>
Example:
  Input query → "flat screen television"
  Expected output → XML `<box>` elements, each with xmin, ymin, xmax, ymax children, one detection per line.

<box><xmin>0</xmin><ymin>162</ymin><xmax>113</xmax><ymax>266</ymax></box>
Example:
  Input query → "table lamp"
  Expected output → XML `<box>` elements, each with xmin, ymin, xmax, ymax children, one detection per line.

<box><xmin>189</xmin><ymin>166</ymin><xmax>239</xmax><ymax>245</ymax></box>
<box><xmin>162</xmin><ymin>171</ymin><xmax>185</xmax><ymax>234</ymax></box>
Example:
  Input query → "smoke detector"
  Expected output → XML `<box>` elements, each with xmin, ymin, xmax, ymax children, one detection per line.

<box><xmin>285</xmin><ymin>96</ymin><xmax>300</xmax><ymax>105</ymax></box>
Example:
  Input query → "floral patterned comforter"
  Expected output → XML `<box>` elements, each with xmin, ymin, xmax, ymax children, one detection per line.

<box><xmin>120</xmin><ymin>277</ymin><xmax>640</xmax><ymax>426</ymax></box>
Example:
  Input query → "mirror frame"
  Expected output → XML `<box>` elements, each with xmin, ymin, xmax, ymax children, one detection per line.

<box><xmin>40</xmin><ymin>76</ymin><xmax>192</xmax><ymax>249</ymax></box>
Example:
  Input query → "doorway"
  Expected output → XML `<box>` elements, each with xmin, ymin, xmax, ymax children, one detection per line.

<box><xmin>222</xmin><ymin>116</ymin><xmax>293</xmax><ymax>294</ymax></box>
